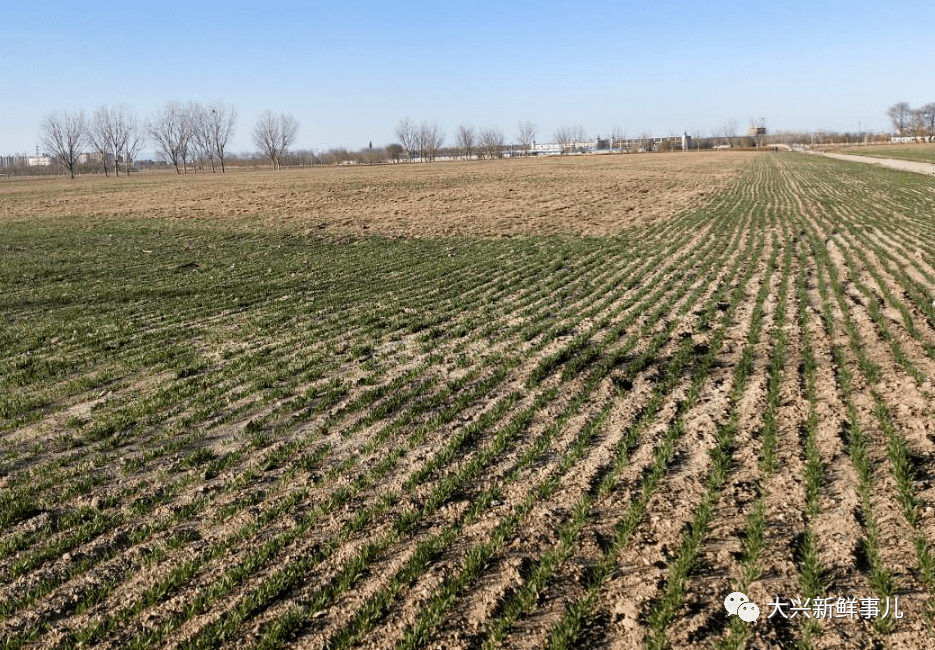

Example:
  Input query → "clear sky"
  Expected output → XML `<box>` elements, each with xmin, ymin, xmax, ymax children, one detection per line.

<box><xmin>3</xmin><ymin>0</ymin><xmax>934</xmax><ymax>155</ymax></box>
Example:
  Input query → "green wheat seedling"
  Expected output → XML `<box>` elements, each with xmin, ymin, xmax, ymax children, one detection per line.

<box><xmin>643</xmin><ymin>232</ymin><xmax>774</xmax><ymax>650</ymax></box>
<box><xmin>395</xmin><ymin>219</ymin><xmax>748</xmax><ymax>650</ymax></box>
<box><xmin>803</xmin><ymin>224</ymin><xmax>900</xmax><ymax>633</ymax></box>
<box><xmin>492</xmin><ymin>217</ymin><xmax>760</xmax><ymax>650</ymax></box>
<box><xmin>252</xmin><ymin>189</ymin><xmax>748</xmax><ymax>648</ymax></box>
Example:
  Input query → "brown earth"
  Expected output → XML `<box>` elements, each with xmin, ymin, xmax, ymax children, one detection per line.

<box><xmin>0</xmin><ymin>152</ymin><xmax>743</xmax><ymax>237</ymax></box>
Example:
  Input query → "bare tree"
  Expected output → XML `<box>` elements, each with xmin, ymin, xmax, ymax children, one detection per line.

<box><xmin>325</xmin><ymin>147</ymin><xmax>350</xmax><ymax>165</ymax></box>
<box><xmin>638</xmin><ymin>131</ymin><xmax>653</xmax><ymax>152</ymax></box>
<box><xmin>187</xmin><ymin>102</ymin><xmax>214</xmax><ymax>172</ymax></box>
<box><xmin>208</xmin><ymin>102</ymin><xmax>237</xmax><ymax>172</ymax></box>
<box><xmin>277</xmin><ymin>114</ymin><xmax>299</xmax><ymax>168</ymax></box>
<box><xmin>921</xmin><ymin>103</ymin><xmax>935</xmax><ymax>137</ymax></box>
<box><xmin>726</xmin><ymin>118</ymin><xmax>739</xmax><ymax>138</ymax></box>
<box><xmin>124</xmin><ymin>119</ymin><xmax>145</xmax><ymax>175</ymax></box>
<box><xmin>253</xmin><ymin>110</ymin><xmax>279</xmax><ymax>169</ymax></box>
<box><xmin>723</xmin><ymin>119</ymin><xmax>737</xmax><ymax>147</ymax></box>
<box><xmin>40</xmin><ymin>110</ymin><xmax>87</xmax><ymax>179</ymax></box>
<box><xmin>178</xmin><ymin>104</ymin><xmax>196</xmax><ymax>173</ymax></box>
<box><xmin>87</xmin><ymin>108</ymin><xmax>112</xmax><ymax>176</ymax></box>
<box><xmin>516</xmin><ymin>120</ymin><xmax>536</xmax><ymax>155</ymax></box>
<box><xmin>385</xmin><ymin>143</ymin><xmax>404</xmax><ymax>163</ymax></box>
<box><xmin>148</xmin><ymin>101</ymin><xmax>191</xmax><ymax>174</ymax></box>
<box><xmin>415</xmin><ymin>122</ymin><xmax>427</xmax><ymax>161</ymax></box>
<box><xmin>611</xmin><ymin>126</ymin><xmax>626</xmax><ymax>151</ymax></box>
<box><xmin>910</xmin><ymin>109</ymin><xmax>927</xmax><ymax>138</ymax></box>
<box><xmin>252</xmin><ymin>110</ymin><xmax>299</xmax><ymax>170</ymax></box>
<box><xmin>572</xmin><ymin>125</ymin><xmax>587</xmax><ymax>150</ymax></box>
<box><xmin>689</xmin><ymin>128</ymin><xmax>702</xmax><ymax>150</ymax></box>
<box><xmin>417</xmin><ymin>120</ymin><xmax>444</xmax><ymax>162</ymax></box>
<box><xmin>95</xmin><ymin>104</ymin><xmax>140</xmax><ymax>177</ymax></box>
<box><xmin>396</xmin><ymin>117</ymin><xmax>416</xmax><ymax>161</ymax></box>
<box><xmin>887</xmin><ymin>102</ymin><xmax>911</xmax><ymax>136</ymax></box>
<box><xmin>479</xmin><ymin>126</ymin><xmax>505</xmax><ymax>159</ymax></box>
<box><xmin>292</xmin><ymin>149</ymin><xmax>318</xmax><ymax>166</ymax></box>
<box><xmin>554</xmin><ymin>126</ymin><xmax>572</xmax><ymax>153</ymax></box>
<box><xmin>714</xmin><ymin>119</ymin><xmax>738</xmax><ymax>146</ymax></box>
<box><xmin>554</xmin><ymin>125</ymin><xmax>586</xmax><ymax>153</ymax></box>
<box><xmin>710</xmin><ymin>126</ymin><xmax>723</xmax><ymax>146</ymax></box>
<box><xmin>455</xmin><ymin>124</ymin><xmax>475</xmax><ymax>159</ymax></box>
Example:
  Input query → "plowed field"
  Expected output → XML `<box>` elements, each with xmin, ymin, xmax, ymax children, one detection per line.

<box><xmin>2</xmin><ymin>152</ymin><xmax>934</xmax><ymax>649</ymax></box>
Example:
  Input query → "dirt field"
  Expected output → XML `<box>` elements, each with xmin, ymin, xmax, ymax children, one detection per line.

<box><xmin>2</xmin><ymin>152</ymin><xmax>935</xmax><ymax>649</ymax></box>
<box><xmin>0</xmin><ymin>152</ymin><xmax>742</xmax><ymax>237</ymax></box>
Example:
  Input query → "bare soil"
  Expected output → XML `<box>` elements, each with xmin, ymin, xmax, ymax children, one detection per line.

<box><xmin>0</xmin><ymin>152</ymin><xmax>743</xmax><ymax>237</ymax></box>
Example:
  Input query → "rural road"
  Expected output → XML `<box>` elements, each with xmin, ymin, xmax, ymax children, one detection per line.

<box><xmin>807</xmin><ymin>149</ymin><xmax>935</xmax><ymax>176</ymax></box>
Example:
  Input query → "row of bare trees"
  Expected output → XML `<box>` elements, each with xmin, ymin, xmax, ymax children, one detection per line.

<box><xmin>251</xmin><ymin>110</ymin><xmax>300</xmax><ymax>170</ymax></box>
<box><xmin>40</xmin><ymin>103</ymin><xmax>303</xmax><ymax>177</ymax></box>
<box><xmin>397</xmin><ymin>118</ymin><xmax>538</xmax><ymax>161</ymax></box>
<box><xmin>39</xmin><ymin>101</ymin><xmax>238</xmax><ymax>178</ymax></box>
<box><xmin>395</xmin><ymin>118</ymin><xmax>445</xmax><ymax>161</ymax></box>
<box><xmin>553</xmin><ymin>125</ymin><xmax>587</xmax><ymax>153</ymax></box>
<box><xmin>887</xmin><ymin>102</ymin><xmax>935</xmax><ymax>137</ymax></box>
<box><xmin>40</xmin><ymin>106</ymin><xmax>149</xmax><ymax>179</ymax></box>
<box><xmin>454</xmin><ymin>125</ymin><xmax>505</xmax><ymax>159</ymax></box>
<box><xmin>40</xmin><ymin>111</ymin><xmax>95</xmax><ymax>179</ymax></box>
<box><xmin>84</xmin><ymin>105</ymin><xmax>147</xmax><ymax>178</ymax></box>
<box><xmin>146</xmin><ymin>101</ymin><xmax>238</xmax><ymax>174</ymax></box>
<box><xmin>148</xmin><ymin>103</ymin><xmax>295</xmax><ymax>172</ymax></box>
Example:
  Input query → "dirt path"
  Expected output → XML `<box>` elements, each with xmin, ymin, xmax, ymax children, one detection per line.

<box><xmin>809</xmin><ymin>150</ymin><xmax>935</xmax><ymax>176</ymax></box>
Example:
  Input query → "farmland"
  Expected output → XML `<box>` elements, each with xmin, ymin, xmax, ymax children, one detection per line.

<box><xmin>832</xmin><ymin>143</ymin><xmax>935</xmax><ymax>165</ymax></box>
<box><xmin>1</xmin><ymin>152</ymin><xmax>934</xmax><ymax>649</ymax></box>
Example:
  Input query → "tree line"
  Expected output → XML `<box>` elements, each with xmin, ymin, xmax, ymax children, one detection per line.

<box><xmin>39</xmin><ymin>102</ymin><xmax>299</xmax><ymax>178</ymax></box>
<box><xmin>392</xmin><ymin>119</ymin><xmax>630</xmax><ymax>159</ymax></box>
<box><xmin>36</xmin><ymin>103</ymin><xmax>928</xmax><ymax>180</ymax></box>
<box><xmin>395</xmin><ymin>118</ymin><xmax>540</xmax><ymax>161</ymax></box>
<box><xmin>887</xmin><ymin>102</ymin><xmax>935</xmax><ymax>138</ymax></box>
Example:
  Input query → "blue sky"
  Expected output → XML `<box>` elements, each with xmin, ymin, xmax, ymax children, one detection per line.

<box><xmin>3</xmin><ymin>0</ymin><xmax>934</xmax><ymax>155</ymax></box>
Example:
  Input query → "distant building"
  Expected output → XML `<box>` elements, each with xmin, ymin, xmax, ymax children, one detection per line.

<box><xmin>530</xmin><ymin>142</ymin><xmax>563</xmax><ymax>154</ymax></box>
<box><xmin>0</xmin><ymin>154</ymin><xmax>29</xmax><ymax>167</ymax></box>
<box><xmin>891</xmin><ymin>135</ymin><xmax>934</xmax><ymax>143</ymax></box>
<box><xmin>76</xmin><ymin>152</ymin><xmax>114</xmax><ymax>165</ymax></box>
<box><xmin>525</xmin><ymin>132</ymin><xmax>693</xmax><ymax>155</ymax></box>
<box><xmin>619</xmin><ymin>134</ymin><xmax>692</xmax><ymax>152</ymax></box>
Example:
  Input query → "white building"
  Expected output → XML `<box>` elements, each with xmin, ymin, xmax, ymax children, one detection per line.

<box><xmin>530</xmin><ymin>142</ymin><xmax>562</xmax><ymax>154</ymax></box>
<box><xmin>0</xmin><ymin>155</ymin><xmax>29</xmax><ymax>167</ymax></box>
<box><xmin>530</xmin><ymin>133</ymin><xmax>692</xmax><ymax>154</ymax></box>
<box><xmin>891</xmin><ymin>135</ymin><xmax>934</xmax><ymax>143</ymax></box>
